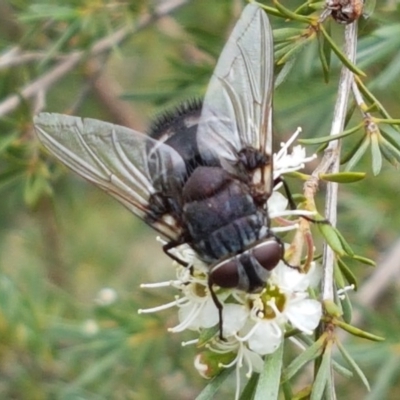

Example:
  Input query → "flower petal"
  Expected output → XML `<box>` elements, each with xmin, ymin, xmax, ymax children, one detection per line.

<box><xmin>247</xmin><ymin>322</ymin><xmax>283</xmax><ymax>355</ymax></box>
<box><xmin>286</xmin><ymin>299</ymin><xmax>322</xmax><ymax>333</ymax></box>
<box><xmin>223</xmin><ymin>304</ymin><xmax>249</xmax><ymax>336</ymax></box>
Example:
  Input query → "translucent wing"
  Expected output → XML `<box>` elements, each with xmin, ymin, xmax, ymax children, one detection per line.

<box><xmin>197</xmin><ymin>4</ymin><xmax>274</xmax><ymax>193</ymax></box>
<box><xmin>34</xmin><ymin>113</ymin><xmax>186</xmax><ymax>240</ymax></box>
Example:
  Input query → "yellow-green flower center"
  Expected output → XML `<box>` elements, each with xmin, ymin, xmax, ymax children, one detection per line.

<box><xmin>260</xmin><ymin>284</ymin><xmax>287</xmax><ymax>320</ymax></box>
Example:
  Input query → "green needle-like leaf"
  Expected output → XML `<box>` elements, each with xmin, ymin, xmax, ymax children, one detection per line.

<box><xmin>319</xmin><ymin>24</ymin><xmax>366</xmax><ymax>77</ymax></box>
<box><xmin>284</xmin><ymin>334</ymin><xmax>326</xmax><ymax>381</ymax></box>
<box><xmin>195</xmin><ymin>368</ymin><xmax>232</xmax><ymax>400</ymax></box>
<box><xmin>336</xmin><ymin>340</ymin><xmax>371</xmax><ymax>391</ymax></box>
<box><xmin>344</xmin><ymin>135</ymin><xmax>371</xmax><ymax>171</ymax></box>
<box><xmin>310</xmin><ymin>342</ymin><xmax>332</xmax><ymax>400</ymax></box>
<box><xmin>370</xmin><ymin>132</ymin><xmax>382</xmax><ymax>175</ymax></box>
<box><xmin>254</xmin><ymin>341</ymin><xmax>284</xmax><ymax>400</ymax></box>
<box><xmin>320</xmin><ymin>172</ymin><xmax>366</xmax><ymax>183</ymax></box>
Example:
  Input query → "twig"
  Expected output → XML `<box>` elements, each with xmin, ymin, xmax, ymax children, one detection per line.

<box><xmin>321</xmin><ymin>21</ymin><xmax>358</xmax><ymax>302</ymax></box>
<box><xmin>0</xmin><ymin>47</ymin><xmax>50</xmax><ymax>69</ymax></box>
<box><xmin>0</xmin><ymin>0</ymin><xmax>190</xmax><ymax>117</ymax></box>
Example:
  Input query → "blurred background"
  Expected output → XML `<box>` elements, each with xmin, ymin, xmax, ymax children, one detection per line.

<box><xmin>1</xmin><ymin>0</ymin><xmax>400</xmax><ymax>398</ymax></box>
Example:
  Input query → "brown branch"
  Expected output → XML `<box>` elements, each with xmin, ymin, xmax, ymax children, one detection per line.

<box><xmin>0</xmin><ymin>0</ymin><xmax>191</xmax><ymax>117</ymax></box>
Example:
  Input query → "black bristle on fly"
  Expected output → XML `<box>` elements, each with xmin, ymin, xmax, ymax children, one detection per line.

<box><xmin>149</xmin><ymin>99</ymin><xmax>202</xmax><ymax>139</ymax></box>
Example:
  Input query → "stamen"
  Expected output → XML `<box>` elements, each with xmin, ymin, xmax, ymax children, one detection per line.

<box><xmin>267</xmin><ymin>298</ymin><xmax>281</xmax><ymax>317</ymax></box>
<box><xmin>288</xmin><ymin>336</ymin><xmax>306</xmax><ymax>350</ymax></box>
<box><xmin>138</xmin><ymin>297</ymin><xmax>185</xmax><ymax>313</ymax></box>
<box><xmin>236</xmin><ymin>321</ymin><xmax>262</xmax><ymax>342</ymax></box>
<box><xmin>337</xmin><ymin>284</ymin><xmax>355</xmax><ymax>299</ymax></box>
<box><xmin>278</xmin><ymin>127</ymin><xmax>302</xmax><ymax>156</ymax></box>
<box><xmin>234</xmin><ymin>362</ymin><xmax>241</xmax><ymax>400</ymax></box>
<box><xmin>140</xmin><ymin>281</ymin><xmax>176</xmax><ymax>288</ymax></box>
<box><xmin>218</xmin><ymin>351</ymin><xmax>240</xmax><ymax>369</ymax></box>
<box><xmin>182</xmin><ymin>339</ymin><xmax>199</xmax><ymax>347</ymax></box>
<box><xmin>168</xmin><ymin>302</ymin><xmax>202</xmax><ymax>332</ymax></box>
<box><xmin>242</xmin><ymin>349</ymin><xmax>254</xmax><ymax>378</ymax></box>
<box><xmin>271</xmin><ymin>224</ymin><xmax>299</xmax><ymax>233</ymax></box>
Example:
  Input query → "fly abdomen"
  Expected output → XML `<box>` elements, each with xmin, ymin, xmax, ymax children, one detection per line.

<box><xmin>182</xmin><ymin>165</ymin><xmax>263</xmax><ymax>262</ymax></box>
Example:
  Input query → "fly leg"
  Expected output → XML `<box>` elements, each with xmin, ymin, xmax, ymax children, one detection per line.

<box><xmin>208</xmin><ymin>280</ymin><xmax>225</xmax><ymax>340</ymax></box>
<box><xmin>274</xmin><ymin>176</ymin><xmax>329</xmax><ymax>224</ymax></box>
<box><xmin>163</xmin><ymin>239</ymin><xmax>189</xmax><ymax>267</ymax></box>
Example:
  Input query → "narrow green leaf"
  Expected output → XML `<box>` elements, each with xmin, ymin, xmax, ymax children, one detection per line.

<box><xmin>341</xmin><ymin>133</ymin><xmax>367</xmax><ymax>164</ymax></box>
<box><xmin>370</xmin><ymin>132</ymin><xmax>382</xmax><ymax>175</ymax></box>
<box><xmin>254</xmin><ymin>341</ymin><xmax>284</xmax><ymax>400</ymax></box>
<box><xmin>380</xmin><ymin>125</ymin><xmax>400</xmax><ymax>148</ymax></box>
<box><xmin>252</xmin><ymin>2</ymin><xmax>284</xmax><ymax>18</ymax></box>
<box><xmin>275</xmin><ymin>57</ymin><xmax>296</xmax><ymax>87</ymax></box>
<box><xmin>277</xmin><ymin>35</ymin><xmax>315</xmax><ymax>65</ymax></box>
<box><xmin>284</xmin><ymin>335</ymin><xmax>326</xmax><ymax>381</ymax></box>
<box><xmin>317</xmin><ymin>30</ymin><xmax>330</xmax><ymax>82</ymax></box>
<box><xmin>275</xmin><ymin>42</ymin><xmax>299</xmax><ymax>63</ymax></box>
<box><xmin>305</xmin><ymin>1</ymin><xmax>325</xmax><ymax>11</ymax></box>
<box><xmin>354</xmin><ymin>76</ymin><xmax>392</xmax><ymax>121</ymax></box>
<box><xmin>336</xmin><ymin>340</ymin><xmax>371</xmax><ymax>391</ymax></box>
<box><xmin>19</xmin><ymin>4</ymin><xmax>78</xmax><ymax>21</ymax></box>
<box><xmin>379</xmin><ymin>136</ymin><xmax>400</xmax><ymax>167</ymax></box>
<box><xmin>319</xmin><ymin>24</ymin><xmax>365</xmax><ymax>76</ymax></box>
<box><xmin>344</xmin><ymin>135</ymin><xmax>370</xmax><ymax>171</ymax></box>
<box><xmin>332</xmin><ymin>359</ymin><xmax>353</xmax><ymax>378</ymax></box>
<box><xmin>335</xmin><ymin>320</ymin><xmax>385</xmax><ymax>342</ymax></box>
<box><xmin>318</xmin><ymin>223</ymin><xmax>345</xmax><ymax>256</ymax></box>
<box><xmin>334</xmin><ymin>261</ymin><xmax>353</xmax><ymax>324</ymax></box>
<box><xmin>282</xmin><ymin>380</ymin><xmax>293</xmax><ymax>400</ymax></box>
<box><xmin>335</xmin><ymin>228</ymin><xmax>354</xmax><ymax>257</ymax></box>
<box><xmin>352</xmin><ymin>255</ymin><xmax>376</xmax><ymax>266</ymax></box>
<box><xmin>272</xmin><ymin>0</ymin><xmax>313</xmax><ymax>23</ymax></box>
<box><xmin>239</xmin><ymin>373</ymin><xmax>259</xmax><ymax>400</ymax></box>
<box><xmin>273</xmin><ymin>28</ymin><xmax>305</xmax><ymax>42</ymax></box>
<box><xmin>333</xmin><ymin>261</ymin><xmax>346</xmax><ymax>288</ymax></box>
<box><xmin>320</xmin><ymin>172</ymin><xmax>366</xmax><ymax>183</ymax></box>
<box><xmin>339</xmin><ymin>291</ymin><xmax>353</xmax><ymax>324</ymax></box>
<box><xmin>299</xmin><ymin>123</ymin><xmax>362</xmax><ymax>144</ymax></box>
<box><xmin>310</xmin><ymin>342</ymin><xmax>332</xmax><ymax>400</ymax></box>
<box><xmin>283</xmin><ymin>171</ymin><xmax>311</xmax><ymax>181</ymax></box>
<box><xmin>195</xmin><ymin>368</ymin><xmax>232</xmax><ymax>400</ymax></box>
<box><xmin>376</xmin><ymin>118</ymin><xmax>400</xmax><ymax>125</ymax></box>
<box><xmin>337</xmin><ymin>258</ymin><xmax>358</xmax><ymax>290</ymax></box>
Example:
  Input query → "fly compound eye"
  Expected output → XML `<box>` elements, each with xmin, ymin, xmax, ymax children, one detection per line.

<box><xmin>210</xmin><ymin>258</ymin><xmax>239</xmax><ymax>289</ymax></box>
<box><xmin>252</xmin><ymin>240</ymin><xmax>282</xmax><ymax>271</ymax></box>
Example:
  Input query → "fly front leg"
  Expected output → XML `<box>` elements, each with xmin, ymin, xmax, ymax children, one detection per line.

<box><xmin>163</xmin><ymin>239</ymin><xmax>189</xmax><ymax>267</ymax></box>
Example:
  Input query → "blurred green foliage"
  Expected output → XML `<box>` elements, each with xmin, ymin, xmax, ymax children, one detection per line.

<box><xmin>1</xmin><ymin>0</ymin><xmax>400</xmax><ymax>398</ymax></box>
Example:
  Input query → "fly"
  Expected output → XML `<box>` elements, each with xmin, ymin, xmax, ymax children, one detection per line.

<box><xmin>34</xmin><ymin>4</ymin><xmax>282</xmax><ymax>335</ymax></box>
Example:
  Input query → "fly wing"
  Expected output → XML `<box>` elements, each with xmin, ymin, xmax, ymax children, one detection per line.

<box><xmin>196</xmin><ymin>4</ymin><xmax>274</xmax><ymax>194</ymax></box>
<box><xmin>34</xmin><ymin>113</ymin><xmax>186</xmax><ymax>241</ymax></box>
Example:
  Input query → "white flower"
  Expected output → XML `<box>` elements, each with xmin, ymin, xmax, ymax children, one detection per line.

<box><xmin>95</xmin><ymin>287</ymin><xmax>118</xmax><ymax>306</ymax></box>
<box><xmin>274</xmin><ymin>127</ymin><xmax>316</xmax><ymax>178</ymax></box>
<box><xmin>199</xmin><ymin>336</ymin><xmax>264</xmax><ymax>400</ymax></box>
<box><xmin>139</xmin><ymin>264</ymin><xmax>220</xmax><ymax>332</ymax></box>
<box><xmin>82</xmin><ymin>319</ymin><xmax>99</xmax><ymax>336</ymax></box>
<box><xmin>218</xmin><ymin>262</ymin><xmax>322</xmax><ymax>357</ymax></box>
<box><xmin>138</xmin><ymin>126</ymin><xmax>322</xmax><ymax>395</ymax></box>
<box><xmin>172</xmin><ymin>271</ymin><xmax>220</xmax><ymax>332</ymax></box>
